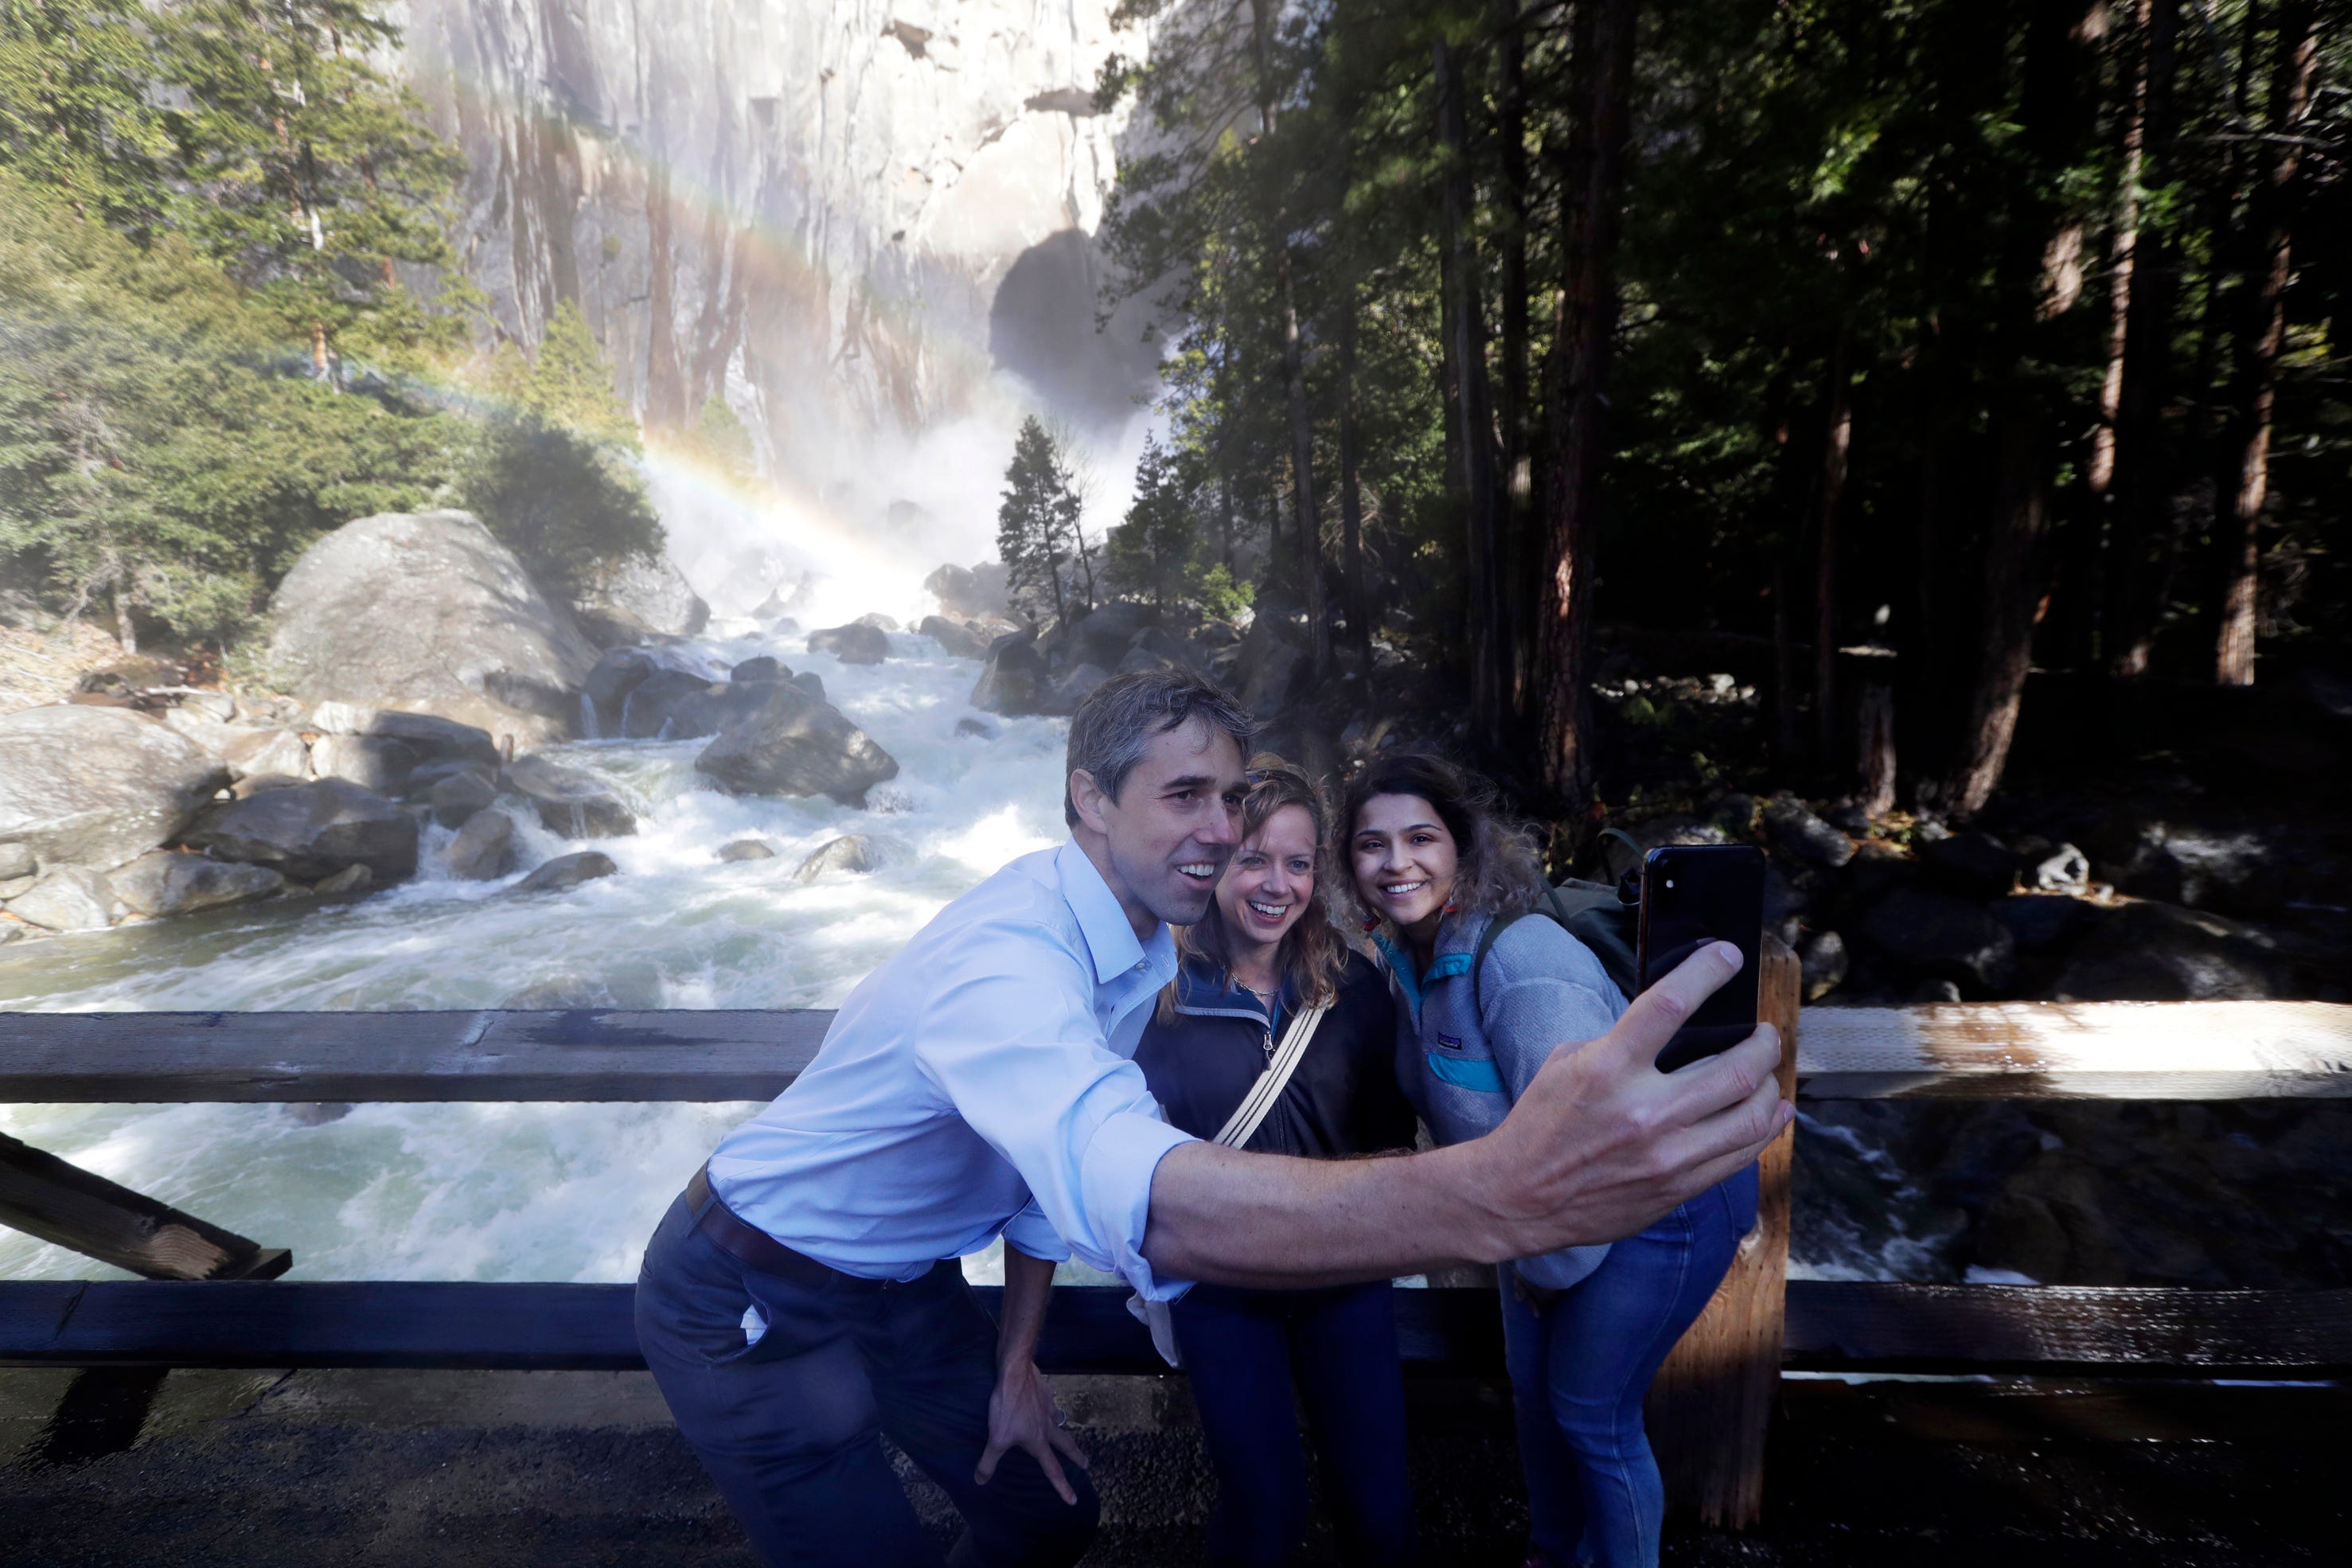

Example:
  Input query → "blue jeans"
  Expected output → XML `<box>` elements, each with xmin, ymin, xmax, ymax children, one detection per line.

<box><xmin>634</xmin><ymin>1190</ymin><xmax>1098</xmax><ymax>1567</ymax></box>
<box><xmin>1169</xmin><ymin>1281</ymin><xmax>1419</xmax><ymax>1567</ymax></box>
<box><xmin>1498</xmin><ymin>1164</ymin><xmax>1758</xmax><ymax>1568</ymax></box>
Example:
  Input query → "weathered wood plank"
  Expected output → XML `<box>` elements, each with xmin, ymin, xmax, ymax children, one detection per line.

<box><xmin>0</xmin><ymin>1133</ymin><xmax>291</xmax><ymax>1281</ymax></box>
<box><xmin>0</xmin><ymin>1010</ymin><xmax>829</xmax><ymax>1102</ymax></box>
<box><xmin>1648</xmin><ymin>937</ymin><xmax>1801</xmax><ymax>1529</ymax></box>
<box><xmin>1782</xmin><ymin>1281</ymin><xmax>2352</xmax><ymax>1375</ymax></box>
<box><xmin>5</xmin><ymin>1281</ymin><xmax>2340</xmax><ymax>1378</ymax></box>
<box><xmin>4</xmin><ymin>1000</ymin><xmax>2347</xmax><ymax>1102</ymax></box>
<box><xmin>1796</xmin><ymin>1000</ymin><xmax>2352</xmax><ymax>1099</ymax></box>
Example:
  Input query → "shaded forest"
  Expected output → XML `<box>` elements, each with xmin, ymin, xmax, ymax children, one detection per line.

<box><xmin>1087</xmin><ymin>0</ymin><xmax>2350</xmax><ymax>827</ymax></box>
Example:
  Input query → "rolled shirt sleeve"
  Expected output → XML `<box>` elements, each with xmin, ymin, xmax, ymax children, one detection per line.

<box><xmin>913</xmin><ymin>918</ymin><xmax>1199</xmax><ymax>1301</ymax></box>
<box><xmin>1000</xmin><ymin>1199</ymin><xmax>1071</xmax><ymax>1264</ymax></box>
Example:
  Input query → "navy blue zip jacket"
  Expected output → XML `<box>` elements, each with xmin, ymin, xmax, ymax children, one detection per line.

<box><xmin>1133</xmin><ymin>949</ymin><xmax>1416</xmax><ymax>1158</ymax></box>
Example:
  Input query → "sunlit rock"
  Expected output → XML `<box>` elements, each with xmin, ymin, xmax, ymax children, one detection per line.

<box><xmin>266</xmin><ymin>511</ymin><xmax>599</xmax><ymax>747</ymax></box>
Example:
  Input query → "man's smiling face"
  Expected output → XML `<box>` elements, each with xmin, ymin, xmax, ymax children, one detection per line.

<box><xmin>1071</xmin><ymin>716</ymin><xmax>1249</xmax><ymax>936</ymax></box>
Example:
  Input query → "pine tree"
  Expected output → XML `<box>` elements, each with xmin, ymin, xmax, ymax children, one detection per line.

<box><xmin>997</xmin><ymin>416</ymin><xmax>1082</xmax><ymax>626</ymax></box>
<box><xmin>1108</xmin><ymin>434</ymin><xmax>1196</xmax><ymax>611</ymax></box>
<box><xmin>153</xmin><ymin>0</ymin><xmax>470</xmax><ymax>373</ymax></box>
<box><xmin>458</xmin><ymin>304</ymin><xmax>657</xmax><ymax>601</ymax></box>
<box><xmin>0</xmin><ymin>0</ymin><xmax>174</xmax><ymax>237</ymax></box>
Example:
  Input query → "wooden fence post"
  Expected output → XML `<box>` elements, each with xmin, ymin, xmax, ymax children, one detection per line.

<box><xmin>1645</xmin><ymin>934</ymin><xmax>1800</xmax><ymax>1530</ymax></box>
<box><xmin>0</xmin><ymin>1132</ymin><xmax>291</xmax><ymax>1281</ymax></box>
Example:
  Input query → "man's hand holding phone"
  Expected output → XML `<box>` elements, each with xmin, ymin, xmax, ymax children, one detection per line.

<box><xmin>1476</xmin><ymin>941</ymin><xmax>1788</xmax><ymax>1258</ymax></box>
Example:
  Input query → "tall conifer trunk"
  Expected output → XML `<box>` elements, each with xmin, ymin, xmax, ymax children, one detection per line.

<box><xmin>1249</xmin><ymin>0</ymin><xmax>1328</xmax><ymax>677</ymax></box>
<box><xmin>2105</xmin><ymin>0</ymin><xmax>2181</xmax><ymax>677</ymax></box>
<box><xmin>1435</xmin><ymin>35</ymin><xmax>1504</xmax><ymax>739</ymax></box>
<box><xmin>1537</xmin><ymin>0</ymin><xmax>1637</xmax><ymax>807</ymax></box>
<box><xmin>1494</xmin><ymin>0</ymin><xmax>1535</xmax><ymax>720</ymax></box>
<box><xmin>2216</xmin><ymin>0</ymin><xmax>2318</xmax><ymax>686</ymax></box>
<box><xmin>1339</xmin><ymin>293</ymin><xmax>1373</xmax><ymax>676</ymax></box>
<box><xmin>1812</xmin><ymin>329</ymin><xmax>1853</xmax><ymax>761</ymax></box>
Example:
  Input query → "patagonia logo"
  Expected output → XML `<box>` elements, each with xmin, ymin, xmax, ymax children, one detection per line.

<box><xmin>1435</xmin><ymin>1033</ymin><xmax>1465</xmax><ymax>1052</ymax></box>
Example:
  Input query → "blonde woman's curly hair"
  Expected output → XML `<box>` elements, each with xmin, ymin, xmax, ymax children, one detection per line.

<box><xmin>1160</xmin><ymin>754</ymin><xmax>1352</xmax><ymax>1017</ymax></box>
<box><xmin>1336</xmin><ymin>751</ymin><xmax>1547</xmax><ymax>934</ymax></box>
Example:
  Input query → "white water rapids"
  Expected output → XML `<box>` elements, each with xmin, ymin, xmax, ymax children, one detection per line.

<box><xmin>0</xmin><ymin>611</ymin><xmax>1935</xmax><ymax>1287</ymax></box>
<box><xmin>0</xmin><ymin>620</ymin><xmax>1078</xmax><ymax>1287</ymax></box>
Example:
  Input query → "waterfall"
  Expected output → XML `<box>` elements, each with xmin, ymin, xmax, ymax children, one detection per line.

<box><xmin>579</xmin><ymin>691</ymin><xmax>599</xmax><ymax>740</ymax></box>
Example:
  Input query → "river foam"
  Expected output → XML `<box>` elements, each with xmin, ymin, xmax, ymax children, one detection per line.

<box><xmin>0</xmin><ymin>621</ymin><xmax>1066</xmax><ymax>1285</ymax></box>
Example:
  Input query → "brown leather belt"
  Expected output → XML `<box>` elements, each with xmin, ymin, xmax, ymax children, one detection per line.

<box><xmin>685</xmin><ymin>1165</ymin><xmax>912</xmax><ymax>1293</ymax></box>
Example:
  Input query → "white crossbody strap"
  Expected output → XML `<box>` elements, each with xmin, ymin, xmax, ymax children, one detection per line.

<box><xmin>1127</xmin><ymin>997</ymin><xmax>1332</xmax><ymax>1369</ymax></box>
<box><xmin>1211</xmin><ymin>1001</ymin><xmax>1331</xmax><ymax>1149</ymax></box>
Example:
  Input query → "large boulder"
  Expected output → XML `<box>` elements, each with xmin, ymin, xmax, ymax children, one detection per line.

<box><xmin>310</xmin><ymin>704</ymin><xmax>501</xmax><ymax>767</ymax></box>
<box><xmin>515</xmin><ymin>850</ymin><xmax>617</xmax><ymax>895</ymax></box>
<box><xmin>0</xmin><ymin>704</ymin><xmax>227</xmax><ymax>874</ymax></box>
<box><xmin>1047</xmin><ymin>661</ymin><xmax>1112</xmax><ymax>716</ymax></box>
<box><xmin>793</xmin><ymin>833</ymin><xmax>902</xmax><ymax>883</ymax></box>
<box><xmin>1071</xmin><ymin>602</ymin><xmax>1152</xmax><ymax>670</ymax></box>
<box><xmin>918</xmin><ymin>615</ymin><xmax>990</xmax><ymax>659</ymax></box>
<box><xmin>309</xmin><ymin>734</ymin><xmax>417</xmax><ymax>796</ymax></box>
<box><xmin>505</xmin><ymin>754</ymin><xmax>637</xmax><ymax>838</ymax></box>
<box><xmin>181</xmin><ymin>778</ymin><xmax>419</xmax><ymax>883</ymax></box>
<box><xmin>108</xmin><ymin>851</ymin><xmax>285</xmax><ymax>918</ymax></box>
<box><xmin>1763</xmin><ymin>797</ymin><xmax>1857</xmax><ymax>870</ymax></box>
<box><xmin>694</xmin><ymin>686</ymin><xmax>900</xmax><ymax>806</ymax></box>
<box><xmin>2050</xmin><ymin>900</ymin><xmax>2294</xmax><ymax>1000</ymax></box>
<box><xmin>220</xmin><ymin>729</ymin><xmax>311</xmax><ymax>791</ymax></box>
<box><xmin>7</xmin><ymin>866</ymin><xmax>115</xmax><ymax>931</ymax></box>
<box><xmin>618</xmin><ymin>669</ymin><xmax>733</xmax><ymax>740</ymax></box>
<box><xmin>264</xmin><ymin>510</ymin><xmax>599</xmax><ymax>746</ymax></box>
<box><xmin>445</xmin><ymin>809</ymin><xmax>519</xmax><ymax>881</ymax></box>
<box><xmin>925</xmin><ymin>561</ymin><xmax>1011</xmax><ymax>621</ymax></box>
<box><xmin>575</xmin><ymin>552</ymin><xmax>710</xmax><ymax>646</ymax></box>
<box><xmin>807</xmin><ymin>622</ymin><xmax>891</xmax><ymax>665</ymax></box>
<box><xmin>1855</xmin><ymin>887</ymin><xmax>2018</xmax><ymax>992</ymax></box>
<box><xmin>970</xmin><ymin>630</ymin><xmax>1050</xmax><ymax>717</ymax></box>
<box><xmin>583</xmin><ymin>646</ymin><xmax>661</xmax><ymax>733</ymax></box>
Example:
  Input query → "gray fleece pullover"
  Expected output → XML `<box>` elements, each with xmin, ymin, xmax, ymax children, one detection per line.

<box><xmin>1380</xmin><ymin>907</ymin><xmax>1630</xmax><ymax>1290</ymax></box>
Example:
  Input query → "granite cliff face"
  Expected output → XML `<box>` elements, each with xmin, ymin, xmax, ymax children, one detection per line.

<box><xmin>399</xmin><ymin>0</ymin><xmax>1156</xmax><ymax>478</ymax></box>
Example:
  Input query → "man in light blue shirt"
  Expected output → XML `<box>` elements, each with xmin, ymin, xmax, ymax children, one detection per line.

<box><xmin>636</xmin><ymin>669</ymin><xmax>1790</xmax><ymax>1567</ymax></box>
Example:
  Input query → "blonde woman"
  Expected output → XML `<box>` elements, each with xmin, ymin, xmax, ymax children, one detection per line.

<box><xmin>1131</xmin><ymin>756</ymin><xmax>1419</xmax><ymax>1567</ymax></box>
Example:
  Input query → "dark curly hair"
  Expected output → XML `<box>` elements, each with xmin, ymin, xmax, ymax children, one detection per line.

<box><xmin>1337</xmin><ymin>751</ymin><xmax>1547</xmax><ymax>931</ymax></box>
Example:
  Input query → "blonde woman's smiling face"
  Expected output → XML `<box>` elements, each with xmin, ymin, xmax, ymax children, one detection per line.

<box><xmin>1351</xmin><ymin>793</ymin><xmax>1459</xmax><ymax>934</ymax></box>
<box><xmin>1217</xmin><ymin>802</ymin><xmax>1318</xmax><ymax>950</ymax></box>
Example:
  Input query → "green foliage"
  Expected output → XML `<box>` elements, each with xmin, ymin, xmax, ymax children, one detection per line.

<box><xmin>153</xmin><ymin>0</ymin><xmax>472</xmax><ymax>367</ymax></box>
<box><xmin>687</xmin><ymin>396</ymin><xmax>757</xmax><ymax>482</ymax></box>
<box><xmin>0</xmin><ymin>5</ymin><xmax>651</xmax><ymax>651</ymax></box>
<box><xmin>0</xmin><ymin>171</ymin><xmax>456</xmax><ymax>647</ymax></box>
<box><xmin>1196</xmin><ymin>562</ymin><xmax>1254</xmax><ymax>622</ymax></box>
<box><xmin>1106</xmin><ymin>434</ymin><xmax>1196</xmax><ymax>610</ymax></box>
<box><xmin>454</xmin><ymin>415</ymin><xmax>657</xmax><ymax>605</ymax></box>
<box><xmin>457</xmin><ymin>301</ymin><xmax>657</xmax><ymax>599</ymax></box>
<box><xmin>997</xmin><ymin>415</ymin><xmax>1083</xmax><ymax>625</ymax></box>
<box><xmin>0</xmin><ymin>0</ymin><xmax>174</xmax><ymax>238</ymax></box>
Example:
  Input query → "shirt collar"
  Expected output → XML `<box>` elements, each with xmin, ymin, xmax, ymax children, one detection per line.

<box><xmin>1055</xmin><ymin>839</ymin><xmax>1173</xmax><ymax>985</ymax></box>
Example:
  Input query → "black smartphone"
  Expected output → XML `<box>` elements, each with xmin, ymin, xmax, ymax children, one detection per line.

<box><xmin>1636</xmin><ymin>844</ymin><xmax>1765</xmax><ymax>1072</ymax></box>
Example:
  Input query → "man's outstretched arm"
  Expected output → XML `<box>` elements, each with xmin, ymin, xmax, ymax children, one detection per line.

<box><xmin>1141</xmin><ymin>942</ymin><xmax>1790</xmax><ymax>1290</ymax></box>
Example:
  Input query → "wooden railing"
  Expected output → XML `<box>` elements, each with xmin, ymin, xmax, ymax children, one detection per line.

<box><xmin>2</xmin><ymin>972</ymin><xmax>2348</xmax><ymax>1531</ymax></box>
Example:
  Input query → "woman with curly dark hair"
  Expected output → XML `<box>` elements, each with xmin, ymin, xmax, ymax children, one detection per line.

<box><xmin>1130</xmin><ymin>755</ymin><xmax>1420</xmax><ymax>1567</ymax></box>
<box><xmin>1342</xmin><ymin>752</ymin><xmax>1757</xmax><ymax>1568</ymax></box>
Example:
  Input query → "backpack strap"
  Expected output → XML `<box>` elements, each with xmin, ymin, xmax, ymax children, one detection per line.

<box><xmin>1469</xmin><ymin>911</ymin><xmax>1528</xmax><ymax>1020</ymax></box>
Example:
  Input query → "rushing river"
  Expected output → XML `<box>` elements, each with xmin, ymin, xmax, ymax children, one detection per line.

<box><xmin>0</xmin><ymin>618</ymin><xmax>1949</xmax><ymax>1288</ymax></box>
<box><xmin>0</xmin><ymin>619</ymin><xmax>1084</xmax><ymax>1286</ymax></box>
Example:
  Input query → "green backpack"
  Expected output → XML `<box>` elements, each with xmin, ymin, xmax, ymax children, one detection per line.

<box><xmin>1470</xmin><ymin>829</ymin><xmax>1643</xmax><ymax>1012</ymax></box>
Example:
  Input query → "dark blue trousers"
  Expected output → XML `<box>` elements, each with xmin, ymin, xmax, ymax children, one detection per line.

<box><xmin>634</xmin><ymin>1191</ymin><xmax>1098</xmax><ymax>1568</ymax></box>
<box><xmin>1168</xmin><ymin>1280</ymin><xmax>1420</xmax><ymax>1567</ymax></box>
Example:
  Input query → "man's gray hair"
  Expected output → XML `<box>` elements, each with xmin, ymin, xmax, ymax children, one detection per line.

<box><xmin>1064</xmin><ymin>668</ymin><xmax>1255</xmax><ymax>827</ymax></box>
